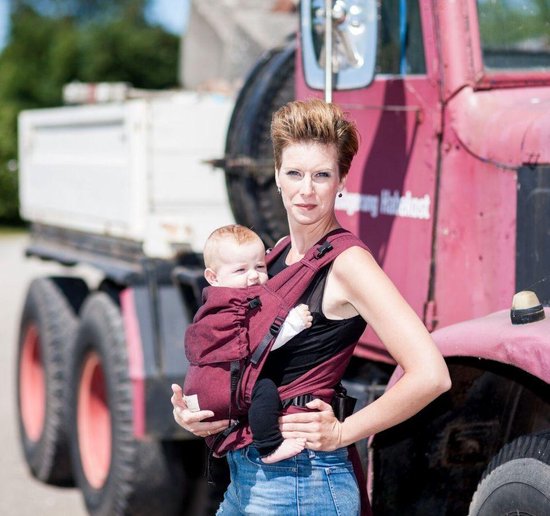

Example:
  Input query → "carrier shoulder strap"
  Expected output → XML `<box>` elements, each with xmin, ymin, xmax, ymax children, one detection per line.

<box><xmin>267</xmin><ymin>229</ymin><xmax>367</xmax><ymax>296</ymax></box>
<box><xmin>249</xmin><ymin>229</ymin><xmax>367</xmax><ymax>366</ymax></box>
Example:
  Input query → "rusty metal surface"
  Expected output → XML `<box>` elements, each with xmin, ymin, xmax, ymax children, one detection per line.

<box><xmin>449</xmin><ymin>86</ymin><xmax>550</xmax><ymax>167</ymax></box>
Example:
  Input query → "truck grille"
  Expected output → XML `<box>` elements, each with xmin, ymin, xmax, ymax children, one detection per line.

<box><xmin>516</xmin><ymin>165</ymin><xmax>550</xmax><ymax>305</ymax></box>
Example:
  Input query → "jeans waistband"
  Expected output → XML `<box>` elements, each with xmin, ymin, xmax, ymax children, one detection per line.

<box><xmin>233</xmin><ymin>445</ymin><xmax>350</xmax><ymax>467</ymax></box>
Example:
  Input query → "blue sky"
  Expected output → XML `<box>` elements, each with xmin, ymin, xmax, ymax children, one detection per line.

<box><xmin>0</xmin><ymin>0</ymin><xmax>8</xmax><ymax>49</ymax></box>
<box><xmin>0</xmin><ymin>0</ymin><xmax>190</xmax><ymax>49</ymax></box>
<box><xmin>146</xmin><ymin>0</ymin><xmax>189</xmax><ymax>35</ymax></box>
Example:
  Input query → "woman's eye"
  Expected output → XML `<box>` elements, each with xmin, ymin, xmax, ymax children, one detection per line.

<box><xmin>286</xmin><ymin>170</ymin><xmax>300</xmax><ymax>177</ymax></box>
<box><xmin>316</xmin><ymin>171</ymin><xmax>331</xmax><ymax>178</ymax></box>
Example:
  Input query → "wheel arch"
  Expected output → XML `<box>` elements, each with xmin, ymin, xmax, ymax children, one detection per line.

<box><xmin>369</xmin><ymin>307</ymin><xmax>550</xmax><ymax>515</ymax></box>
<box><xmin>48</xmin><ymin>276</ymin><xmax>90</xmax><ymax>315</ymax></box>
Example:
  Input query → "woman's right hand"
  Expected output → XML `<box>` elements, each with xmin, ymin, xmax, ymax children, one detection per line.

<box><xmin>171</xmin><ymin>384</ymin><xmax>230</xmax><ymax>438</ymax></box>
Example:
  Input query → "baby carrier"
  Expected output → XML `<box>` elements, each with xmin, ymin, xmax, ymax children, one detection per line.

<box><xmin>183</xmin><ymin>229</ymin><xmax>368</xmax><ymax>455</ymax></box>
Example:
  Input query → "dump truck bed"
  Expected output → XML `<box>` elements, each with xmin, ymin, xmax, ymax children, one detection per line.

<box><xmin>19</xmin><ymin>91</ymin><xmax>235</xmax><ymax>258</ymax></box>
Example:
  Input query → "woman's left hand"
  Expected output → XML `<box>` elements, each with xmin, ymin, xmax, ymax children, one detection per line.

<box><xmin>279</xmin><ymin>399</ymin><xmax>343</xmax><ymax>451</ymax></box>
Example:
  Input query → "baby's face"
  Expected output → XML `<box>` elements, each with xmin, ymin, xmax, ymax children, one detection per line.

<box><xmin>210</xmin><ymin>239</ymin><xmax>268</xmax><ymax>288</ymax></box>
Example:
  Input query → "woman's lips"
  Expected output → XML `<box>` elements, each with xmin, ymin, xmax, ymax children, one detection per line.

<box><xmin>295</xmin><ymin>203</ymin><xmax>316</xmax><ymax>210</ymax></box>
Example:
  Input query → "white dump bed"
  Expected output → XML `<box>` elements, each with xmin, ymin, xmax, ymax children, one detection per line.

<box><xmin>19</xmin><ymin>92</ymin><xmax>235</xmax><ymax>257</ymax></box>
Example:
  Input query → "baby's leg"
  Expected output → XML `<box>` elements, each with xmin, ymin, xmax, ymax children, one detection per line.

<box><xmin>249</xmin><ymin>378</ymin><xmax>284</xmax><ymax>455</ymax></box>
<box><xmin>252</xmin><ymin>378</ymin><xmax>306</xmax><ymax>464</ymax></box>
<box><xmin>250</xmin><ymin>378</ymin><xmax>305</xmax><ymax>463</ymax></box>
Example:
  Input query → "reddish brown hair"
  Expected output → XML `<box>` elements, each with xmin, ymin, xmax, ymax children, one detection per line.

<box><xmin>271</xmin><ymin>99</ymin><xmax>359</xmax><ymax>178</ymax></box>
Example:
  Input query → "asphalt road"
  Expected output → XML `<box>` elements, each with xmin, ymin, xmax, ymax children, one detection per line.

<box><xmin>0</xmin><ymin>232</ymin><xmax>87</xmax><ymax>516</ymax></box>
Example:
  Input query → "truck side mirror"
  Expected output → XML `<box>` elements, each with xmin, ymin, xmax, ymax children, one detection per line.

<box><xmin>301</xmin><ymin>0</ymin><xmax>378</xmax><ymax>92</ymax></box>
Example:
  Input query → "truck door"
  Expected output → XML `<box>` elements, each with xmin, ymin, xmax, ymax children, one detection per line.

<box><xmin>299</xmin><ymin>1</ymin><xmax>441</xmax><ymax>356</ymax></box>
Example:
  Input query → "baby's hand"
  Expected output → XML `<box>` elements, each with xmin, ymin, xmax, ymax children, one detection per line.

<box><xmin>295</xmin><ymin>304</ymin><xmax>313</xmax><ymax>328</ymax></box>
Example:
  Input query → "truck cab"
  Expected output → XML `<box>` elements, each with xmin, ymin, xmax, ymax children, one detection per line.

<box><xmin>297</xmin><ymin>1</ymin><xmax>550</xmax><ymax>513</ymax></box>
<box><xmin>226</xmin><ymin>1</ymin><xmax>550</xmax><ymax>512</ymax></box>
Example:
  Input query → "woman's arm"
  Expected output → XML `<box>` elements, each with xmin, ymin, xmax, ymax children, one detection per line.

<box><xmin>280</xmin><ymin>246</ymin><xmax>451</xmax><ymax>450</ymax></box>
<box><xmin>171</xmin><ymin>384</ymin><xmax>230</xmax><ymax>437</ymax></box>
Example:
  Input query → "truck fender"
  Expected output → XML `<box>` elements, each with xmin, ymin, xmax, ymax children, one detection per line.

<box><xmin>119</xmin><ymin>284</ymin><xmax>191</xmax><ymax>440</ymax></box>
<box><xmin>386</xmin><ymin>307</ymin><xmax>550</xmax><ymax>389</ymax></box>
<box><xmin>119</xmin><ymin>288</ymin><xmax>146</xmax><ymax>438</ymax></box>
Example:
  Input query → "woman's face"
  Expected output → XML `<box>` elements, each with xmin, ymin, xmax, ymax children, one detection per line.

<box><xmin>276</xmin><ymin>142</ymin><xmax>345</xmax><ymax>227</ymax></box>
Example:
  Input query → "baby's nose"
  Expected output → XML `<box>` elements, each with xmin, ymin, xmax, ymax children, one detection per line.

<box><xmin>247</xmin><ymin>270</ymin><xmax>259</xmax><ymax>285</ymax></box>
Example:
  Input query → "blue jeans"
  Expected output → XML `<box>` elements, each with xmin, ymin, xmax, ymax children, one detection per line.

<box><xmin>216</xmin><ymin>446</ymin><xmax>360</xmax><ymax>515</ymax></box>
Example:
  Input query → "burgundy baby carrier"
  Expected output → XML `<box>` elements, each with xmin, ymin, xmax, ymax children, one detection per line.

<box><xmin>183</xmin><ymin>229</ymin><xmax>368</xmax><ymax>456</ymax></box>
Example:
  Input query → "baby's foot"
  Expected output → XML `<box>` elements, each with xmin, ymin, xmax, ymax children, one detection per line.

<box><xmin>261</xmin><ymin>438</ymin><xmax>306</xmax><ymax>464</ymax></box>
<box><xmin>295</xmin><ymin>304</ymin><xmax>313</xmax><ymax>328</ymax></box>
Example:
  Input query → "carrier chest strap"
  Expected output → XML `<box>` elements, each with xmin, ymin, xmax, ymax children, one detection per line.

<box><xmin>250</xmin><ymin>315</ymin><xmax>285</xmax><ymax>365</ymax></box>
<box><xmin>229</xmin><ymin>360</ymin><xmax>242</xmax><ymax>415</ymax></box>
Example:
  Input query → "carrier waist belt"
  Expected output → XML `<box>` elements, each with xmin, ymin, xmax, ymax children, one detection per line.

<box><xmin>281</xmin><ymin>394</ymin><xmax>315</xmax><ymax>409</ymax></box>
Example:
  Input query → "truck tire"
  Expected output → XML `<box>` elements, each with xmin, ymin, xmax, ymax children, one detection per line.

<box><xmin>224</xmin><ymin>43</ymin><xmax>295</xmax><ymax>247</ymax></box>
<box><xmin>69</xmin><ymin>292</ymin><xmax>185</xmax><ymax>516</ymax></box>
<box><xmin>17</xmin><ymin>277</ymin><xmax>87</xmax><ymax>485</ymax></box>
<box><xmin>468</xmin><ymin>432</ymin><xmax>550</xmax><ymax>515</ymax></box>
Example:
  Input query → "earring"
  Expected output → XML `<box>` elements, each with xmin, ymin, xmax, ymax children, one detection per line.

<box><xmin>277</xmin><ymin>187</ymin><xmax>281</xmax><ymax>195</ymax></box>
<box><xmin>338</xmin><ymin>192</ymin><xmax>343</xmax><ymax>198</ymax></box>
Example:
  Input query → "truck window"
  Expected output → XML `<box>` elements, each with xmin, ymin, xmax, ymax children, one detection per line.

<box><xmin>377</xmin><ymin>0</ymin><xmax>426</xmax><ymax>75</ymax></box>
<box><xmin>477</xmin><ymin>0</ymin><xmax>550</xmax><ymax>71</ymax></box>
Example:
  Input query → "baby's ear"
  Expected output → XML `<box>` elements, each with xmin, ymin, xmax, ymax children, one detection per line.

<box><xmin>204</xmin><ymin>268</ymin><xmax>217</xmax><ymax>286</ymax></box>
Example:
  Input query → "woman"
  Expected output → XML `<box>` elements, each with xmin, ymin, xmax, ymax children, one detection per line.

<box><xmin>172</xmin><ymin>99</ymin><xmax>451</xmax><ymax>515</ymax></box>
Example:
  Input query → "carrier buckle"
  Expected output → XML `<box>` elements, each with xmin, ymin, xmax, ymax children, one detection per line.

<box><xmin>247</xmin><ymin>296</ymin><xmax>262</xmax><ymax>310</ymax></box>
<box><xmin>270</xmin><ymin>316</ymin><xmax>285</xmax><ymax>335</ymax></box>
<box><xmin>315</xmin><ymin>241</ymin><xmax>333</xmax><ymax>258</ymax></box>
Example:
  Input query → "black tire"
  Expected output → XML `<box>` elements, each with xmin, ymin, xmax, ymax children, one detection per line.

<box><xmin>224</xmin><ymin>43</ymin><xmax>295</xmax><ymax>247</ymax></box>
<box><xmin>16</xmin><ymin>277</ymin><xmax>87</xmax><ymax>485</ymax></box>
<box><xmin>69</xmin><ymin>292</ymin><xmax>185</xmax><ymax>516</ymax></box>
<box><xmin>468</xmin><ymin>432</ymin><xmax>550</xmax><ymax>515</ymax></box>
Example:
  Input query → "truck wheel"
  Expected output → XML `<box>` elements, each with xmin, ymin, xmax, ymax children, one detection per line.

<box><xmin>468</xmin><ymin>432</ymin><xmax>550</xmax><ymax>515</ymax></box>
<box><xmin>17</xmin><ymin>277</ymin><xmax>86</xmax><ymax>484</ymax></box>
<box><xmin>224</xmin><ymin>44</ymin><xmax>295</xmax><ymax>247</ymax></box>
<box><xmin>69</xmin><ymin>292</ymin><xmax>185</xmax><ymax>515</ymax></box>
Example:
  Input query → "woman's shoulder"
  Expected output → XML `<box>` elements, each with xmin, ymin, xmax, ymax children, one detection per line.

<box><xmin>331</xmin><ymin>245</ymin><xmax>378</xmax><ymax>281</ymax></box>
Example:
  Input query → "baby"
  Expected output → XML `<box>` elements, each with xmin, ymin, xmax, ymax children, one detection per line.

<box><xmin>192</xmin><ymin>224</ymin><xmax>312</xmax><ymax>463</ymax></box>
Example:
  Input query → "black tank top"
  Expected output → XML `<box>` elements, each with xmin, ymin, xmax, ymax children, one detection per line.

<box><xmin>261</xmin><ymin>245</ymin><xmax>367</xmax><ymax>386</ymax></box>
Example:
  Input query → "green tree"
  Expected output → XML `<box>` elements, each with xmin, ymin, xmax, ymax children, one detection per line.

<box><xmin>0</xmin><ymin>1</ymin><xmax>179</xmax><ymax>224</ymax></box>
<box><xmin>79</xmin><ymin>17</ymin><xmax>179</xmax><ymax>89</ymax></box>
<box><xmin>0</xmin><ymin>7</ymin><xmax>77</xmax><ymax>223</ymax></box>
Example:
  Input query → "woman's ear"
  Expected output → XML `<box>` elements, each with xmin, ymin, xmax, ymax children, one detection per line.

<box><xmin>204</xmin><ymin>268</ymin><xmax>218</xmax><ymax>286</ymax></box>
<box><xmin>338</xmin><ymin>173</ymin><xmax>347</xmax><ymax>192</ymax></box>
<box><xmin>275</xmin><ymin>169</ymin><xmax>280</xmax><ymax>189</ymax></box>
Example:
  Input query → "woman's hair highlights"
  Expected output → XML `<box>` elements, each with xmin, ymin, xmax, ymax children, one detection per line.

<box><xmin>271</xmin><ymin>99</ymin><xmax>359</xmax><ymax>178</ymax></box>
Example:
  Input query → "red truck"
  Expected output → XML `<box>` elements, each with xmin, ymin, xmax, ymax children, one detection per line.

<box><xmin>16</xmin><ymin>1</ymin><xmax>550</xmax><ymax>514</ymax></box>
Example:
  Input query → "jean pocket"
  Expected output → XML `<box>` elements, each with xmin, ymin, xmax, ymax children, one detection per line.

<box><xmin>242</xmin><ymin>446</ymin><xmax>297</xmax><ymax>473</ymax></box>
<box><xmin>325</xmin><ymin>466</ymin><xmax>360</xmax><ymax>516</ymax></box>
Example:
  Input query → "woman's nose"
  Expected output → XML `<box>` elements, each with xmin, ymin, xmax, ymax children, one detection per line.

<box><xmin>299</xmin><ymin>175</ymin><xmax>314</xmax><ymax>195</ymax></box>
